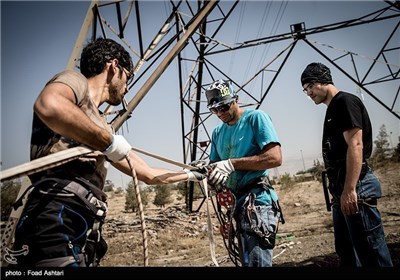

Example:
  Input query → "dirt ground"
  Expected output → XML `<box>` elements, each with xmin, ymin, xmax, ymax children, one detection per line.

<box><xmin>100</xmin><ymin>163</ymin><xmax>400</xmax><ymax>269</ymax></box>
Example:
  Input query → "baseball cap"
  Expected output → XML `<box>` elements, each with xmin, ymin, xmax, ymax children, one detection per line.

<box><xmin>205</xmin><ymin>79</ymin><xmax>236</xmax><ymax>108</ymax></box>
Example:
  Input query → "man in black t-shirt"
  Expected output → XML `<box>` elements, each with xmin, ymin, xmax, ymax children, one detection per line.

<box><xmin>300</xmin><ymin>62</ymin><xmax>393</xmax><ymax>267</ymax></box>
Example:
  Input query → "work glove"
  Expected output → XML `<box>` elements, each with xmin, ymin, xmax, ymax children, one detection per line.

<box><xmin>206</xmin><ymin>159</ymin><xmax>235</xmax><ymax>191</ymax></box>
<box><xmin>207</xmin><ymin>159</ymin><xmax>234</xmax><ymax>190</ymax></box>
<box><xmin>183</xmin><ymin>160</ymin><xmax>208</xmax><ymax>182</ymax></box>
<box><xmin>184</xmin><ymin>168</ymin><xmax>207</xmax><ymax>182</ymax></box>
<box><xmin>102</xmin><ymin>134</ymin><xmax>132</xmax><ymax>162</ymax></box>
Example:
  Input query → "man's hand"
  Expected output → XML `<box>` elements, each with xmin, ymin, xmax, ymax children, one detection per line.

<box><xmin>184</xmin><ymin>168</ymin><xmax>207</xmax><ymax>182</ymax></box>
<box><xmin>103</xmin><ymin>134</ymin><xmax>132</xmax><ymax>162</ymax></box>
<box><xmin>207</xmin><ymin>159</ymin><xmax>234</xmax><ymax>189</ymax></box>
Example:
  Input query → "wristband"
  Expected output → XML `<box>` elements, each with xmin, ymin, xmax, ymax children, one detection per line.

<box><xmin>103</xmin><ymin>134</ymin><xmax>131</xmax><ymax>162</ymax></box>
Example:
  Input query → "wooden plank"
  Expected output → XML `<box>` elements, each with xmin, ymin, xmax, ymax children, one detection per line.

<box><xmin>0</xmin><ymin>146</ymin><xmax>93</xmax><ymax>182</ymax></box>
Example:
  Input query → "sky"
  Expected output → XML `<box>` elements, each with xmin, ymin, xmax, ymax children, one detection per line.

<box><xmin>1</xmin><ymin>0</ymin><xmax>399</xmax><ymax>188</ymax></box>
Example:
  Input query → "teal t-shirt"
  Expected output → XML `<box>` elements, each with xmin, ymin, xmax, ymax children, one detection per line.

<box><xmin>209</xmin><ymin>109</ymin><xmax>280</xmax><ymax>206</ymax></box>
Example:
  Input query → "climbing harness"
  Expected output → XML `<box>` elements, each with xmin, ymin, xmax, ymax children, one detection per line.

<box><xmin>242</xmin><ymin>193</ymin><xmax>278</xmax><ymax>250</ymax></box>
<box><xmin>5</xmin><ymin>177</ymin><xmax>108</xmax><ymax>267</ymax></box>
<box><xmin>1</xmin><ymin>149</ymin><xmax>148</xmax><ymax>267</ymax></box>
<box><xmin>211</xmin><ymin>177</ymin><xmax>286</xmax><ymax>267</ymax></box>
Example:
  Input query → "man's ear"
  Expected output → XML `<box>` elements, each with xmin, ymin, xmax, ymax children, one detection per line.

<box><xmin>107</xmin><ymin>58</ymin><xmax>118</xmax><ymax>74</ymax></box>
<box><xmin>105</xmin><ymin>60</ymin><xmax>118</xmax><ymax>81</ymax></box>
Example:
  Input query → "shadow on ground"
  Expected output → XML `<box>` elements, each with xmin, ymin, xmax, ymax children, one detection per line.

<box><xmin>275</xmin><ymin>241</ymin><xmax>399</xmax><ymax>267</ymax></box>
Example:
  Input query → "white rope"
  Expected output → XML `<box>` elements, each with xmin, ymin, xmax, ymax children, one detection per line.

<box><xmin>200</xmin><ymin>179</ymin><xmax>219</xmax><ymax>267</ymax></box>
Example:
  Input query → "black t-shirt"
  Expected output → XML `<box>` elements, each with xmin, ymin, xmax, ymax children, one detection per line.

<box><xmin>322</xmin><ymin>91</ymin><xmax>372</xmax><ymax>169</ymax></box>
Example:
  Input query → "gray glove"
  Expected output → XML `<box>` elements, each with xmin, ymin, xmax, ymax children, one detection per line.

<box><xmin>208</xmin><ymin>159</ymin><xmax>234</xmax><ymax>185</ymax></box>
<box><xmin>184</xmin><ymin>168</ymin><xmax>207</xmax><ymax>182</ymax></box>
<box><xmin>103</xmin><ymin>134</ymin><xmax>132</xmax><ymax>162</ymax></box>
<box><xmin>184</xmin><ymin>160</ymin><xmax>208</xmax><ymax>182</ymax></box>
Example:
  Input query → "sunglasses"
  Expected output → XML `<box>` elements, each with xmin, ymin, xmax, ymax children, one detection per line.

<box><xmin>118</xmin><ymin>65</ymin><xmax>134</xmax><ymax>86</ymax></box>
<box><xmin>209</xmin><ymin>101</ymin><xmax>234</xmax><ymax>114</ymax></box>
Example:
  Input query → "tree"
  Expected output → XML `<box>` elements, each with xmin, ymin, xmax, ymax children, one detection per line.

<box><xmin>125</xmin><ymin>180</ymin><xmax>148</xmax><ymax>213</ymax></box>
<box><xmin>392</xmin><ymin>136</ymin><xmax>400</xmax><ymax>163</ymax></box>
<box><xmin>371</xmin><ymin>124</ymin><xmax>391</xmax><ymax>167</ymax></box>
<box><xmin>153</xmin><ymin>184</ymin><xmax>173</xmax><ymax>208</ymax></box>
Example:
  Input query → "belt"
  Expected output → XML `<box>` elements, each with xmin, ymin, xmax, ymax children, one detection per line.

<box><xmin>236</xmin><ymin>177</ymin><xmax>269</xmax><ymax>197</ymax></box>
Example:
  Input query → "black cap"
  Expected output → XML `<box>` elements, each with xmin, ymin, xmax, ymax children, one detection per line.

<box><xmin>205</xmin><ymin>79</ymin><xmax>236</xmax><ymax>108</ymax></box>
<box><xmin>301</xmin><ymin>62</ymin><xmax>333</xmax><ymax>86</ymax></box>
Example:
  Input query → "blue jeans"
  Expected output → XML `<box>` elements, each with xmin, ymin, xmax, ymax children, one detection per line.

<box><xmin>330</xmin><ymin>168</ymin><xmax>393</xmax><ymax>267</ymax></box>
<box><xmin>236</xmin><ymin>202</ymin><xmax>280</xmax><ymax>267</ymax></box>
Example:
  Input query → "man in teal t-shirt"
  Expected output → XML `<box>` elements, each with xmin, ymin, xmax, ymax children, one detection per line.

<box><xmin>204</xmin><ymin>79</ymin><xmax>284</xmax><ymax>267</ymax></box>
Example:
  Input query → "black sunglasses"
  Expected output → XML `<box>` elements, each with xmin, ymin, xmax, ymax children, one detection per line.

<box><xmin>209</xmin><ymin>101</ymin><xmax>233</xmax><ymax>114</ymax></box>
<box><xmin>118</xmin><ymin>65</ymin><xmax>134</xmax><ymax>86</ymax></box>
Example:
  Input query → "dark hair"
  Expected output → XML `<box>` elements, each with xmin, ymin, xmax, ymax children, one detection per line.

<box><xmin>80</xmin><ymin>38</ymin><xmax>133</xmax><ymax>78</ymax></box>
<box><xmin>301</xmin><ymin>62</ymin><xmax>333</xmax><ymax>86</ymax></box>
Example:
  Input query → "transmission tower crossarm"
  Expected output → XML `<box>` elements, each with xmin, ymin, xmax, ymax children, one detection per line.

<box><xmin>111</xmin><ymin>0</ymin><xmax>219</xmax><ymax>131</ymax></box>
<box><xmin>67</xmin><ymin>0</ymin><xmax>99</xmax><ymax>70</ymax></box>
